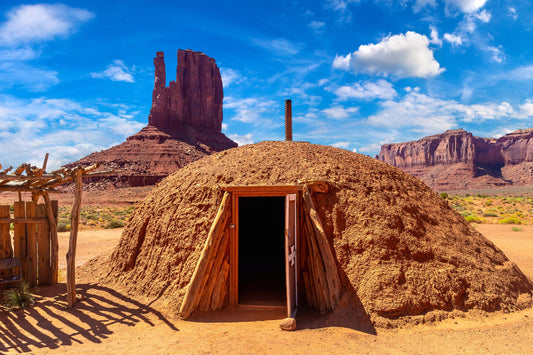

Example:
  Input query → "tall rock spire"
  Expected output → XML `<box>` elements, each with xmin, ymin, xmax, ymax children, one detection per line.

<box><xmin>148</xmin><ymin>49</ymin><xmax>224</xmax><ymax>135</ymax></box>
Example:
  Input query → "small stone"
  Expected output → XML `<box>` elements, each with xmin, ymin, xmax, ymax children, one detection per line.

<box><xmin>279</xmin><ymin>317</ymin><xmax>297</xmax><ymax>331</ymax></box>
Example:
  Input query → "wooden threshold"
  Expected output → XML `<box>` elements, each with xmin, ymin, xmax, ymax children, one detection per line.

<box><xmin>237</xmin><ymin>304</ymin><xmax>286</xmax><ymax>311</ymax></box>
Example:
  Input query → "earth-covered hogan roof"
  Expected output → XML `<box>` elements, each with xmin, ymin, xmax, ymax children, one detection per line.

<box><xmin>82</xmin><ymin>141</ymin><xmax>533</xmax><ymax>325</ymax></box>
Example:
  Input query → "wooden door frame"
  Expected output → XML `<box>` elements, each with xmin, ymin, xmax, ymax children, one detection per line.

<box><xmin>223</xmin><ymin>185</ymin><xmax>302</xmax><ymax>308</ymax></box>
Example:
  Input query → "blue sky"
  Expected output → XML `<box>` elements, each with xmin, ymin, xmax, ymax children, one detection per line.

<box><xmin>0</xmin><ymin>0</ymin><xmax>532</xmax><ymax>169</ymax></box>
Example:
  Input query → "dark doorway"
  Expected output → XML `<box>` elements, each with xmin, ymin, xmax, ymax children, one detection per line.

<box><xmin>238</xmin><ymin>196</ymin><xmax>285</xmax><ymax>306</ymax></box>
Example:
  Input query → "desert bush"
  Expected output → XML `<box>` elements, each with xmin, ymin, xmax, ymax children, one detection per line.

<box><xmin>440</xmin><ymin>192</ymin><xmax>449</xmax><ymax>200</ymax></box>
<box><xmin>465</xmin><ymin>215</ymin><xmax>483</xmax><ymax>223</ymax></box>
<box><xmin>104</xmin><ymin>219</ymin><xmax>124</xmax><ymax>229</ymax></box>
<box><xmin>4</xmin><ymin>282</ymin><xmax>35</xmax><ymax>310</ymax></box>
<box><xmin>498</xmin><ymin>217</ymin><xmax>522</xmax><ymax>225</ymax></box>
<box><xmin>57</xmin><ymin>219</ymin><xmax>70</xmax><ymax>232</ymax></box>
<box><xmin>482</xmin><ymin>212</ymin><xmax>499</xmax><ymax>217</ymax></box>
<box><xmin>512</xmin><ymin>227</ymin><xmax>523</xmax><ymax>232</ymax></box>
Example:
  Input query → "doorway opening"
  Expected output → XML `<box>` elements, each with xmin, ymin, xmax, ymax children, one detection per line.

<box><xmin>238</xmin><ymin>196</ymin><xmax>286</xmax><ymax>306</ymax></box>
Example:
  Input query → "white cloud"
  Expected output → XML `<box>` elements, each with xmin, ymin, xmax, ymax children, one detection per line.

<box><xmin>90</xmin><ymin>60</ymin><xmax>135</xmax><ymax>82</ymax></box>
<box><xmin>325</xmin><ymin>0</ymin><xmax>359</xmax><ymax>23</ymax></box>
<box><xmin>443</xmin><ymin>33</ymin><xmax>463</xmax><ymax>46</ymax></box>
<box><xmin>333</xmin><ymin>31</ymin><xmax>444</xmax><ymax>78</ymax></box>
<box><xmin>367</xmin><ymin>92</ymin><xmax>458</xmax><ymax>133</ymax></box>
<box><xmin>518</xmin><ymin>101</ymin><xmax>533</xmax><ymax>118</ymax></box>
<box><xmin>445</xmin><ymin>0</ymin><xmax>488</xmax><ymax>13</ymax></box>
<box><xmin>0</xmin><ymin>95</ymin><xmax>144</xmax><ymax>169</ymax></box>
<box><xmin>500</xmin><ymin>66</ymin><xmax>533</xmax><ymax>81</ymax></box>
<box><xmin>220</xmin><ymin>68</ymin><xmax>240</xmax><ymax>87</ymax></box>
<box><xmin>475</xmin><ymin>9</ymin><xmax>491</xmax><ymax>23</ymax></box>
<box><xmin>335</xmin><ymin>80</ymin><xmax>397</xmax><ymax>101</ymax></box>
<box><xmin>366</xmin><ymin>91</ymin><xmax>533</xmax><ymax>134</ymax></box>
<box><xmin>429</xmin><ymin>26</ymin><xmax>442</xmax><ymax>46</ymax></box>
<box><xmin>0</xmin><ymin>62</ymin><xmax>59</xmax><ymax>91</ymax></box>
<box><xmin>414</xmin><ymin>0</ymin><xmax>437</xmax><ymax>12</ymax></box>
<box><xmin>228</xmin><ymin>133</ymin><xmax>254</xmax><ymax>146</ymax></box>
<box><xmin>224</xmin><ymin>97</ymin><xmax>278</xmax><ymax>126</ymax></box>
<box><xmin>253</xmin><ymin>38</ymin><xmax>303</xmax><ymax>56</ymax></box>
<box><xmin>0</xmin><ymin>47</ymin><xmax>37</xmax><ymax>61</ymax></box>
<box><xmin>309</xmin><ymin>21</ymin><xmax>326</xmax><ymax>34</ymax></box>
<box><xmin>331</xmin><ymin>141</ymin><xmax>351</xmax><ymax>149</ymax></box>
<box><xmin>508</xmin><ymin>7</ymin><xmax>518</xmax><ymax>20</ymax></box>
<box><xmin>322</xmin><ymin>106</ymin><xmax>358</xmax><ymax>119</ymax></box>
<box><xmin>463</xmin><ymin>102</ymin><xmax>514</xmax><ymax>121</ymax></box>
<box><xmin>487</xmin><ymin>46</ymin><xmax>505</xmax><ymax>63</ymax></box>
<box><xmin>0</xmin><ymin>4</ymin><xmax>93</xmax><ymax>46</ymax></box>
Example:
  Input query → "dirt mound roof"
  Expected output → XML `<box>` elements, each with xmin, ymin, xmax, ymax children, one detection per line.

<box><xmin>88</xmin><ymin>141</ymin><xmax>532</xmax><ymax>324</ymax></box>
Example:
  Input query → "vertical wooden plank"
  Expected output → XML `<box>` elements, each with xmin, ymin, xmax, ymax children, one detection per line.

<box><xmin>0</xmin><ymin>205</ymin><xmax>11</xmax><ymax>257</ymax></box>
<box><xmin>0</xmin><ymin>205</ymin><xmax>12</xmax><ymax>277</ymax></box>
<box><xmin>25</xmin><ymin>201</ymin><xmax>37</xmax><ymax>286</ymax></box>
<box><xmin>52</xmin><ymin>200</ymin><xmax>58</xmax><ymax>220</ymax></box>
<box><xmin>37</xmin><ymin>204</ymin><xmax>50</xmax><ymax>285</ymax></box>
<box><xmin>43</xmin><ymin>194</ymin><xmax>58</xmax><ymax>284</ymax></box>
<box><xmin>67</xmin><ymin>169</ymin><xmax>83</xmax><ymax>307</ymax></box>
<box><xmin>229</xmin><ymin>193</ymin><xmax>237</xmax><ymax>307</ymax></box>
<box><xmin>13</xmin><ymin>201</ymin><xmax>26</xmax><ymax>280</ymax></box>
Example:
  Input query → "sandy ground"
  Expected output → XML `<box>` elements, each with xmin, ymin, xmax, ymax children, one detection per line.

<box><xmin>1</xmin><ymin>224</ymin><xmax>533</xmax><ymax>354</ymax></box>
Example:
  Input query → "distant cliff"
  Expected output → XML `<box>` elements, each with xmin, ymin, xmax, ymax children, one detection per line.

<box><xmin>377</xmin><ymin>128</ymin><xmax>533</xmax><ymax>191</ymax></box>
<box><xmin>68</xmin><ymin>50</ymin><xmax>237</xmax><ymax>188</ymax></box>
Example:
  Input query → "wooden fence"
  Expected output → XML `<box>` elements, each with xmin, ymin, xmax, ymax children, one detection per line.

<box><xmin>0</xmin><ymin>200</ymin><xmax>58</xmax><ymax>286</ymax></box>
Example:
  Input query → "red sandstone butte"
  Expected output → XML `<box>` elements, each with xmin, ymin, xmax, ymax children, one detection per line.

<box><xmin>69</xmin><ymin>50</ymin><xmax>237</xmax><ymax>188</ymax></box>
<box><xmin>377</xmin><ymin>128</ymin><xmax>533</xmax><ymax>191</ymax></box>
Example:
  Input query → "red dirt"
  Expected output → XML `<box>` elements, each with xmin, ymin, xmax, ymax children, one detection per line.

<box><xmin>1</xmin><ymin>224</ymin><xmax>532</xmax><ymax>354</ymax></box>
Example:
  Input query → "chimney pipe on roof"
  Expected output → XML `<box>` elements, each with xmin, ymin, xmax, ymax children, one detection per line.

<box><xmin>285</xmin><ymin>99</ymin><xmax>292</xmax><ymax>141</ymax></box>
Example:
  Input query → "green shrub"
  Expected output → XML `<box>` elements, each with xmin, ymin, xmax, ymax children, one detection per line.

<box><xmin>482</xmin><ymin>212</ymin><xmax>499</xmax><ymax>217</ymax></box>
<box><xmin>498</xmin><ymin>217</ymin><xmax>522</xmax><ymax>225</ymax></box>
<box><xmin>57</xmin><ymin>221</ymin><xmax>70</xmax><ymax>232</ymax></box>
<box><xmin>511</xmin><ymin>227</ymin><xmax>522</xmax><ymax>232</ymax></box>
<box><xmin>440</xmin><ymin>192</ymin><xmax>449</xmax><ymax>200</ymax></box>
<box><xmin>4</xmin><ymin>282</ymin><xmax>35</xmax><ymax>310</ymax></box>
<box><xmin>104</xmin><ymin>220</ymin><xmax>124</xmax><ymax>229</ymax></box>
<box><xmin>465</xmin><ymin>215</ymin><xmax>483</xmax><ymax>223</ymax></box>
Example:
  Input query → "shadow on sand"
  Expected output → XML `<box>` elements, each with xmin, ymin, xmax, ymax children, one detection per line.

<box><xmin>0</xmin><ymin>283</ymin><xmax>178</xmax><ymax>353</ymax></box>
<box><xmin>189</xmin><ymin>284</ymin><xmax>376</xmax><ymax>335</ymax></box>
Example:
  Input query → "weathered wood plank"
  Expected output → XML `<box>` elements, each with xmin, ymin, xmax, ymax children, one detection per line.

<box><xmin>212</xmin><ymin>261</ymin><xmax>229</xmax><ymax>310</ymax></box>
<box><xmin>302</xmin><ymin>186</ymin><xmax>341</xmax><ymax>311</ymax></box>
<box><xmin>303</xmin><ymin>214</ymin><xmax>329</xmax><ymax>312</ymax></box>
<box><xmin>13</xmin><ymin>201</ymin><xmax>26</xmax><ymax>280</ymax></box>
<box><xmin>25</xmin><ymin>201</ymin><xmax>37</xmax><ymax>286</ymax></box>
<box><xmin>43</xmin><ymin>194</ymin><xmax>58</xmax><ymax>284</ymax></box>
<box><xmin>179</xmin><ymin>191</ymin><xmax>231</xmax><ymax>319</ymax></box>
<box><xmin>37</xmin><ymin>204</ymin><xmax>50</xmax><ymax>285</ymax></box>
<box><xmin>199</xmin><ymin>227</ymin><xmax>229</xmax><ymax>311</ymax></box>
<box><xmin>0</xmin><ymin>205</ymin><xmax>12</xmax><ymax>276</ymax></box>
<box><xmin>67</xmin><ymin>169</ymin><xmax>83</xmax><ymax>307</ymax></box>
<box><xmin>195</xmin><ymin>210</ymin><xmax>231</xmax><ymax>312</ymax></box>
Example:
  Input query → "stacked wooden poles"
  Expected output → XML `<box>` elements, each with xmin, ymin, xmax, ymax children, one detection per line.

<box><xmin>180</xmin><ymin>192</ymin><xmax>231</xmax><ymax>319</ymax></box>
<box><xmin>66</xmin><ymin>169</ymin><xmax>83</xmax><ymax>307</ymax></box>
<box><xmin>301</xmin><ymin>186</ymin><xmax>341</xmax><ymax>313</ymax></box>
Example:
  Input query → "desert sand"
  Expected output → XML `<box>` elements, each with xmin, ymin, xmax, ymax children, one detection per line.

<box><xmin>1</xmin><ymin>223</ymin><xmax>532</xmax><ymax>354</ymax></box>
